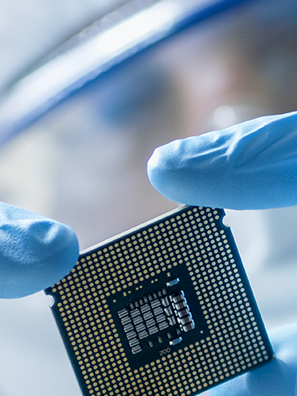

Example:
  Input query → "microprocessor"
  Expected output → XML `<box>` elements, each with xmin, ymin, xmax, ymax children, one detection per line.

<box><xmin>45</xmin><ymin>206</ymin><xmax>274</xmax><ymax>396</ymax></box>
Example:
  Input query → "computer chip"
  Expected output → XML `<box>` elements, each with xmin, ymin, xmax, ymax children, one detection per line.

<box><xmin>45</xmin><ymin>206</ymin><xmax>274</xmax><ymax>396</ymax></box>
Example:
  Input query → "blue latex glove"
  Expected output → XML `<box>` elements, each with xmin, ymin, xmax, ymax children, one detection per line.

<box><xmin>0</xmin><ymin>202</ymin><xmax>79</xmax><ymax>298</ymax></box>
<box><xmin>147</xmin><ymin>111</ymin><xmax>297</xmax><ymax>395</ymax></box>
<box><xmin>147</xmin><ymin>111</ymin><xmax>297</xmax><ymax>210</ymax></box>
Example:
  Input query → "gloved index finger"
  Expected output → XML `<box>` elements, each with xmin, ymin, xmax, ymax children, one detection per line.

<box><xmin>147</xmin><ymin>111</ymin><xmax>297</xmax><ymax>210</ymax></box>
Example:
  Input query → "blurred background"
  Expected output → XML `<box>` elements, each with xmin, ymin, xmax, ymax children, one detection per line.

<box><xmin>0</xmin><ymin>0</ymin><xmax>297</xmax><ymax>395</ymax></box>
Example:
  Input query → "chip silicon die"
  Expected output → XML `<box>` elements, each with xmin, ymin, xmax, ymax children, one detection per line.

<box><xmin>45</xmin><ymin>206</ymin><xmax>274</xmax><ymax>396</ymax></box>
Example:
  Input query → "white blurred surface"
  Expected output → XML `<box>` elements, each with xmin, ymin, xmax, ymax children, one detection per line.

<box><xmin>0</xmin><ymin>293</ymin><xmax>81</xmax><ymax>396</ymax></box>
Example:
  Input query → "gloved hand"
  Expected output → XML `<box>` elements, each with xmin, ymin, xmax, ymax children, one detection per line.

<box><xmin>147</xmin><ymin>111</ymin><xmax>297</xmax><ymax>210</ymax></box>
<box><xmin>147</xmin><ymin>111</ymin><xmax>297</xmax><ymax>396</ymax></box>
<box><xmin>0</xmin><ymin>201</ymin><xmax>79</xmax><ymax>298</ymax></box>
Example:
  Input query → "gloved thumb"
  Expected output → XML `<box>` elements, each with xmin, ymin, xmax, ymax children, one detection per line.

<box><xmin>0</xmin><ymin>202</ymin><xmax>79</xmax><ymax>298</ymax></box>
<box><xmin>147</xmin><ymin>111</ymin><xmax>297</xmax><ymax>210</ymax></box>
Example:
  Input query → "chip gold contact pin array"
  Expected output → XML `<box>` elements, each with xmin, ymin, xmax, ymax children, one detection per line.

<box><xmin>45</xmin><ymin>205</ymin><xmax>274</xmax><ymax>396</ymax></box>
